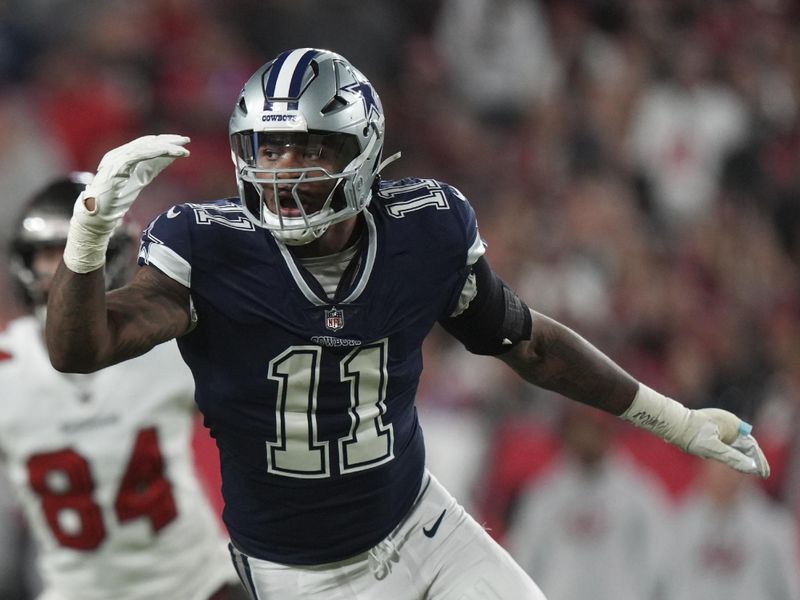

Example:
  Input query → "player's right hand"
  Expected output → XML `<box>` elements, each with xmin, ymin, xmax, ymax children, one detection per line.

<box><xmin>80</xmin><ymin>134</ymin><xmax>191</xmax><ymax>234</ymax></box>
<box><xmin>63</xmin><ymin>135</ymin><xmax>190</xmax><ymax>274</ymax></box>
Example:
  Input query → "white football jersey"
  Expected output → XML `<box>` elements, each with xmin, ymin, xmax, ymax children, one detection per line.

<box><xmin>0</xmin><ymin>317</ymin><xmax>237</xmax><ymax>600</ymax></box>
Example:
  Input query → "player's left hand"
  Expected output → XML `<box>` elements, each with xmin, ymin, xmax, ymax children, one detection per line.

<box><xmin>681</xmin><ymin>408</ymin><xmax>770</xmax><ymax>478</ymax></box>
<box><xmin>622</xmin><ymin>385</ymin><xmax>771</xmax><ymax>479</ymax></box>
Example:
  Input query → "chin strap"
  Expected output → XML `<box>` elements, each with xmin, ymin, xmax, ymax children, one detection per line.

<box><xmin>377</xmin><ymin>151</ymin><xmax>402</xmax><ymax>174</ymax></box>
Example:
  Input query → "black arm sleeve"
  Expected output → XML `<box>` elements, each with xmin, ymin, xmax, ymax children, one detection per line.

<box><xmin>439</xmin><ymin>256</ymin><xmax>532</xmax><ymax>356</ymax></box>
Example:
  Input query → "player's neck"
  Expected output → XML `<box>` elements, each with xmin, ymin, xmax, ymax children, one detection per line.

<box><xmin>289</xmin><ymin>215</ymin><xmax>363</xmax><ymax>259</ymax></box>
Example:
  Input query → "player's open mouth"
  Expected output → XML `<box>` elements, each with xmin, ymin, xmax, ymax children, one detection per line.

<box><xmin>279</xmin><ymin>204</ymin><xmax>319</xmax><ymax>217</ymax></box>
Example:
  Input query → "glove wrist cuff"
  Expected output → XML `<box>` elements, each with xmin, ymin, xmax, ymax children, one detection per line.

<box><xmin>621</xmin><ymin>383</ymin><xmax>691</xmax><ymax>446</ymax></box>
<box><xmin>63</xmin><ymin>211</ymin><xmax>112</xmax><ymax>275</ymax></box>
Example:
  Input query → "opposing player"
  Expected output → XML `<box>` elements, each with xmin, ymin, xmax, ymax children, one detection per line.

<box><xmin>45</xmin><ymin>49</ymin><xmax>770</xmax><ymax>599</ymax></box>
<box><xmin>0</xmin><ymin>175</ymin><xmax>246</xmax><ymax>600</ymax></box>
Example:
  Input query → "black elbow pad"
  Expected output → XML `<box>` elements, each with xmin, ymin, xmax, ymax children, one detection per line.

<box><xmin>440</xmin><ymin>257</ymin><xmax>532</xmax><ymax>356</ymax></box>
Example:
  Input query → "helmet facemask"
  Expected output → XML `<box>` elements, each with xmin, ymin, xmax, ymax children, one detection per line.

<box><xmin>231</xmin><ymin>130</ymin><xmax>363</xmax><ymax>245</ymax></box>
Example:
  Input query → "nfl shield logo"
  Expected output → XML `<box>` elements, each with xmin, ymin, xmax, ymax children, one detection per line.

<box><xmin>325</xmin><ymin>307</ymin><xmax>344</xmax><ymax>331</ymax></box>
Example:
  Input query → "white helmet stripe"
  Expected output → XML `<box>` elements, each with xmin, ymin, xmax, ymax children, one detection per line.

<box><xmin>267</xmin><ymin>48</ymin><xmax>319</xmax><ymax>111</ymax></box>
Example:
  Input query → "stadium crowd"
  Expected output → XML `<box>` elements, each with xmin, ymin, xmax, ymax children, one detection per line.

<box><xmin>0</xmin><ymin>0</ymin><xmax>798</xmax><ymax>598</ymax></box>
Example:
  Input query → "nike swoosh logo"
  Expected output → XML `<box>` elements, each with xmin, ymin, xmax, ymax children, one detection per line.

<box><xmin>423</xmin><ymin>509</ymin><xmax>446</xmax><ymax>538</ymax></box>
<box><xmin>167</xmin><ymin>206</ymin><xmax>181</xmax><ymax>219</ymax></box>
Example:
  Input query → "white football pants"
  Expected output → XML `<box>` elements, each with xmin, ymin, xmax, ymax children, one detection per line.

<box><xmin>229</xmin><ymin>471</ymin><xmax>546</xmax><ymax>600</ymax></box>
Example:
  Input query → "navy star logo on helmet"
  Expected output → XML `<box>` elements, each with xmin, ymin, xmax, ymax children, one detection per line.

<box><xmin>342</xmin><ymin>80</ymin><xmax>382</xmax><ymax>122</ymax></box>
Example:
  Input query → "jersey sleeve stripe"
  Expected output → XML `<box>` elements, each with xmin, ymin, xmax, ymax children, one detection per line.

<box><xmin>466</xmin><ymin>232</ymin><xmax>486</xmax><ymax>267</ymax></box>
<box><xmin>142</xmin><ymin>244</ymin><xmax>192</xmax><ymax>288</ymax></box>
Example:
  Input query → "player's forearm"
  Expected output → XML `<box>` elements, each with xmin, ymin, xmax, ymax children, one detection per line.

<box><xmin>502</xmin><ymin>311</ymin><xmax>769</xmax><ymax>477</ymax></box>
<box><xmin>46</xmin><ymin>261</ymin><xmax>114</xmax><ymax>373</ymax></box>
<box><xmin>500</xmin><ymin>311</ymin><xmax>638</xmax><ymax>415</ymax></box>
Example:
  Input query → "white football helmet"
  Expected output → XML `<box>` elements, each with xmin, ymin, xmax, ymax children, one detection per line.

<box><xmin>10</xmin><ymin>173</ymin><xmax>136</xmax><ymax>313</ymax></box>
<box><xmin>230</xmin><ymin>48</ymin><xmax>386</xmax><ymax>245</ymax></box>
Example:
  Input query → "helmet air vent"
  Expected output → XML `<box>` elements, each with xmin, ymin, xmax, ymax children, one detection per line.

<box><xmin>321</xmin><ymin>95</ymin><xmax>349</xmax><ymax>115</ymax></box>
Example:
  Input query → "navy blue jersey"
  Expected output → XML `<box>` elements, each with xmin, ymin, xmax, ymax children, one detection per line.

<box><xmin>138</xmin><ymin>178</ymin><xmax>485</xmax><ymax>564</ymax></box>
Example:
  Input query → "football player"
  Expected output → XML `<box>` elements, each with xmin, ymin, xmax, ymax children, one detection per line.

<box><xmin>44</xmin><ymin>49</ymin><xmax>770</xmax><ymax>599</ymax></box>
<box><xmin>0</xmin><ymin>175</ymin><xmax>246</xmax><ymax>600</ymax></box>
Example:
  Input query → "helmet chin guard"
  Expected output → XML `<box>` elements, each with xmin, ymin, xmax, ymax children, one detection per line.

<box><xmin>229</xmin><ymin>48</ymin><xmax>387</xmax><ymax>245</ymax></box>
<box><xmin>245</xmin><ymin>175</ymin><xmax>337</xmax><ymax>246</ymax></box>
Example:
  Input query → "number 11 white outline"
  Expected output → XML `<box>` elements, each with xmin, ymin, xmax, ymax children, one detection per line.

<box><xmin>266</xmin><ymin>339</ymin><xmax>394</xmax><ymax>479</ymax></box>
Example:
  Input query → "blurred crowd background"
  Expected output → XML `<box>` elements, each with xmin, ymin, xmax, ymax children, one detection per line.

<box><xmin>1</xmin><ymin>0</ymin><xmax>799</xmax><ymax>598</ymax></box>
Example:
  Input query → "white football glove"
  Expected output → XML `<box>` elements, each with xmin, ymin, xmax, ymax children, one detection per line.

<box><xmin>63</xmin><ymin>134</ymin><xmax>190</xmax><ymax>274</ymax></box>
<box><xmin>622</xmin><ymin>383</ymin><xmax>770</xmax><ymax>478</ymax></box>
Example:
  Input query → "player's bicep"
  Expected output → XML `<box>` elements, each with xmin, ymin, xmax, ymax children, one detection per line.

<box><xmin>105</xmin><ymin>265</ymin><xmax>191</xmax><ymax>363</ymax></box>
<box><xmin>439</xmin><ymin>257</ymin><xmax>532</xmax><ymax>356</ymax></box>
